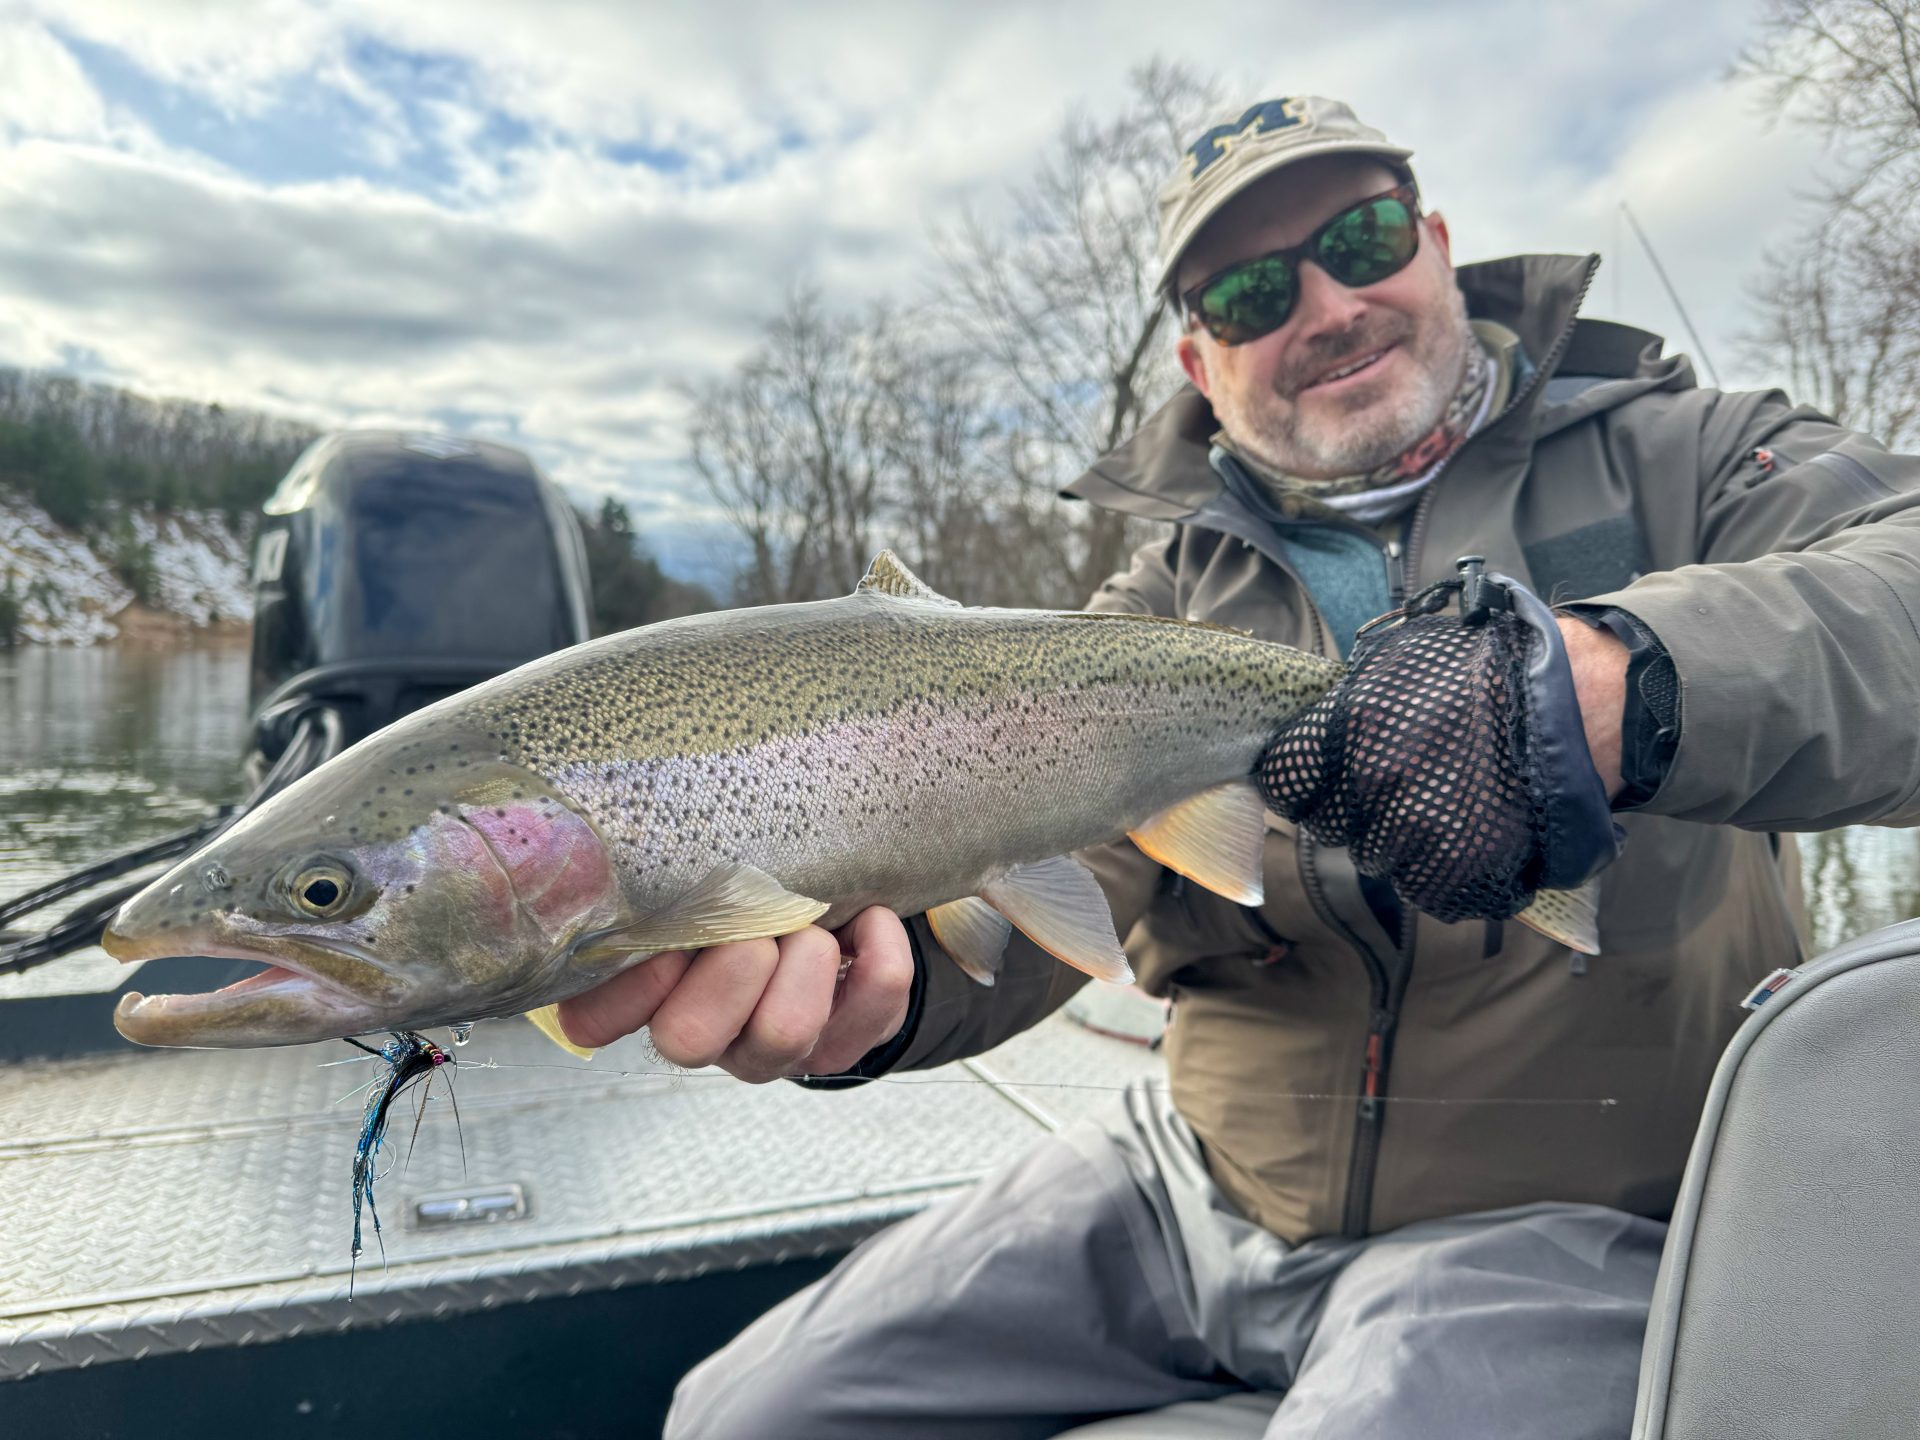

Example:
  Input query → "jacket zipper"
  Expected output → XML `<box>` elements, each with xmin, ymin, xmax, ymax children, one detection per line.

<box><xmin>1324</xmin><ymin>259</ymin><xmax>1598</xmax><ymax>1236</ymax></box>
<box><xmin>1404</xmin><ymin>258</ymin><xmax>1601</xmax><ymax>586</ymax></box>
<box><xmin>1299</xmin><ymin>833</ymin><xmax>1412</xmax><ymax>1236</ymax></box>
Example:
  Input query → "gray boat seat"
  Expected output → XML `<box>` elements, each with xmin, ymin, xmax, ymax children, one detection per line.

<box><xmin>1633</xmin><ymin>916</ymin><xmax>1920</xmax><ymax>1439</ymax></box>
<box><xmin>1056</xmin><ymin>1390</ymin><xmax>1282</xmax><ymax>1438</ymax></box>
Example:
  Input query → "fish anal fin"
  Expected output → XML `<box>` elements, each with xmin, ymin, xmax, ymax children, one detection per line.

<box><xmin>1515</xmin><ymin>880</ymin><xmax>1601</xmax><ymax>956</ymax></box>
<box><xmin>571</xmin><ymin>863</ymin><xmax>829</xmax><ymax>968</ymax></box>
<box><xmin>1128</xmin><ymin>781</ymin><xmax>1266</xmax><ymax>907</ymax></box>
<box><xmin>525</xmin><ymin>1004</ymin><xmax>596</xmax><ymax>1060</ymax></box>
<box><xmin>927</xmin><ymin>896</ymin><xmax>1011</xmax><ymax>986</ymax></box>
<box><xmin>981</xmin><ymin>856</ymin><xmax>1133</xmax><ymax>985</ymax></box>
<box><xmin>854</xmin><ymin>551</ymin><xmax>961</xmax><ymax>606</ymax></box>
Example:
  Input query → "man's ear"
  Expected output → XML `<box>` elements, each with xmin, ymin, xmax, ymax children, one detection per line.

<box><xmin>1177</xmin><ymin>331</ymin><xmax>1212</xmax><ymax>398</ymax></box>
<box><xmin>1424</xmin><ymin>211</ymin><xmax>1452</xmax><ymax>266</ymax></box>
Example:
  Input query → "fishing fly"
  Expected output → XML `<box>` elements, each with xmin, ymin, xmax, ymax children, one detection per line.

<box><xmin>342</xmin><ymin>1030</ymin><xmax>461</xmax><ymax>1296</ymax></box>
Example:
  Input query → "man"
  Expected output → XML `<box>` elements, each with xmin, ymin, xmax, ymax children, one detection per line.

<box><xmin>566</xmin><ymin>97</ymin><xmax>1920</xmax><ymax>1437</ymax></box>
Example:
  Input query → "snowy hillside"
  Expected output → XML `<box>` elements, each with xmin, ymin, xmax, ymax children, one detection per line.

<box><xmin>0</xmin><ymin>499</ymin><xmax>251</xmax><ymax>644</ymax></box>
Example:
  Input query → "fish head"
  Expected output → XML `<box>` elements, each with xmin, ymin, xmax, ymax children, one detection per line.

<box><xmin>103</xmin><ymin>728</ymin><xmax>622</xmax><ymax>1048</ymax></box>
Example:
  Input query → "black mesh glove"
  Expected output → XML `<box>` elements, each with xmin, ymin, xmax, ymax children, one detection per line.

<box><xmin>1258</xmin><ymin>560</ymin><xmax>1622</xmax><ymax>924</ymax></box>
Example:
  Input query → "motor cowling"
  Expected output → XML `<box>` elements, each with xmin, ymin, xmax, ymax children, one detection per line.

<box><xmin>247</xmin><ymin>431</ymin><xmax>591</xmax><ymax>771</ymax></box>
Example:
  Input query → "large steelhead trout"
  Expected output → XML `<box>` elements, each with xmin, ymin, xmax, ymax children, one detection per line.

<box><xmin>101</xmin><ymin>553</ymin><xmax>1585</xmax><ymax>1052</ymax></box>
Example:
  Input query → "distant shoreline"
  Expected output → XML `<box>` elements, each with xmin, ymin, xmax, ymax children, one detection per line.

<box><xmin>108</xmin><ymin>604</ymin><xmax>250</xmax><ymax>649</ymax></box>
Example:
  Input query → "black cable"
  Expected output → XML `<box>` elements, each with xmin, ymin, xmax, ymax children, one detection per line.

<box><xmin>0</xmin><ymin>703</ymin><xmax>348</xmax><ymax>976</ymax></box>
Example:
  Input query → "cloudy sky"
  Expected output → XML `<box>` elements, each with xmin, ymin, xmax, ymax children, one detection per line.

<box><xmin>0</xmin><ymin>0</ymin><xmax>1830</xmax><ymax>579</ymax></box>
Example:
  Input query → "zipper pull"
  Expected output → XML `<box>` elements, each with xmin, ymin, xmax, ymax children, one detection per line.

<box><xmin>1359</xmin><ymin>1008</ymin><xmax>1394</xmax><ymax>1119</ymax></box>
<box><xmin>1383</xmin><ymin>537</ymin><xmax>1406</xmax><ymax>607</ymax></box>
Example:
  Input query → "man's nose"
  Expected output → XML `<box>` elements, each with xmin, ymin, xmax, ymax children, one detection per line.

<box><xmin>1290</xmin><ymin>259</ymin><xmax>1369</xmax><ymax>340</ymax></box>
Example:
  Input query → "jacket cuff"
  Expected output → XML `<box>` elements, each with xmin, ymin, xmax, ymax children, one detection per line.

<box><xmin>787</xmin><ymin>923</ymin><xmax>928</xmax><ymax>1091</ymax></box>
<box><xmin>1561</xmin><ymin>605</ymin><xmax>1680</xmax><ymax>809</ymax></box>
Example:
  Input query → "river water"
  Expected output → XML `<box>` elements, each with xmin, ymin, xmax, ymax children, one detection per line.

<box><xmin>0</xmin><ymin>645</ymin><xmax>1915</xmax><ymax>999</ymax></box>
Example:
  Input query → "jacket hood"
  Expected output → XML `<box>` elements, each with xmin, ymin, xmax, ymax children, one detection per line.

<box><xmin>1066</xmin><ymin>253</ymin><xmax>1695</xmax><ymax>522</ymax></box>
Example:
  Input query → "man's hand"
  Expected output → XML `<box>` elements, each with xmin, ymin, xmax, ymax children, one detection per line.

<box><xmin>554</xmin><ymin>906</ymin><xmax>915</xmax><ymax>1083</ymax></box>
<box><xmin>1556</xmin><ymin>614</ymin><xmax>1628</xmax><ymax>802</ymax></box>
<box><xmin>1257</xmin><ymin>575</ymin><xmax>1623</xmax><ymax>924</ymax></box>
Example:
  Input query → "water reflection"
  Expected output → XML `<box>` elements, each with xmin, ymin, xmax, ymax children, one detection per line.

<box><xmin>0</xmin><ymin>645</ymin><xmax>248</xmax><ymax>997</ymax></box>
<box><xmin>1803</xmin><ymin>827</ymin><xmax>1920</xmax><ymax>955</ymax></box>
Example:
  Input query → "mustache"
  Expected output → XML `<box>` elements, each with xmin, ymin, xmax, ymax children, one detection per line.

<box><xmin>1276</xmin><ymin>316</ymin><xmax>1417</xmax><ymax>397</ymax></box>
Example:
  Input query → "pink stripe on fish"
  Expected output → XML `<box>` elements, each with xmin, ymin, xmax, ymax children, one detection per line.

<box><xmin>459</xmin><ymin>799</ymin><xmax>615</xmax><ymax>942</ymax></box>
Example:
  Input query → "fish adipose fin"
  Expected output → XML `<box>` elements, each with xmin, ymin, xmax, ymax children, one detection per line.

<box><xmin>1515</xmin><ymin>879</ymin><xmax>1601</xmax><ymax>956</ymax></box>
<box><xmin>855</xmin><ymin>551</ymin><xmax>961</xmax><ymax>607</ymax></box>
<box><xmin>572</xmin><ymin>863</ymin><xmax>831</xmax><ymax>967</ymax></box>
<box><xmin>1128</xmin><ymin>781</ymin><xmax>1267</xmax><ymax>907</ymax></box>
<box><xmin>927</xmin><ymin>897</ymin><xmax>1012</xmax><ymax>986</ymax></box>
<box><xmin>981</xmin><ymin>856</ymin><xmax>1134</xmax><ymax>985</ymax></box>
<box><xmin>524</xmin><ymin>1004</ymin><xmax>597</xmax><ymax>1060</ymax></box>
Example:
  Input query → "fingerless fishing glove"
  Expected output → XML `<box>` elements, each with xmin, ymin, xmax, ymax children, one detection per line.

<box><xmin>1257</xmin><ymin>560</ymin><xmax>1622</xmax><ymax>923</ymax></box>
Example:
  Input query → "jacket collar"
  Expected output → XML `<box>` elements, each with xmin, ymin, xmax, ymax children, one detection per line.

<box><xmin>1065</xmin><ymin>253</ymin><xmax>1692</xmax><ymax>522</ymax></box>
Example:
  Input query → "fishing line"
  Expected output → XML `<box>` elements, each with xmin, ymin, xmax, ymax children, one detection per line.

<box><xmin>445</xmin><ymin>1055</ymin><xmax>1619</xmax><ymax>1109</ymax></box>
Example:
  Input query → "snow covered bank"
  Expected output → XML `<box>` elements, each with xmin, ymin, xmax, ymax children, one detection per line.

<box><xmin>0</xmin><ymin>500</ymin><xmax>251</xmax><ymax>645</ymax></box>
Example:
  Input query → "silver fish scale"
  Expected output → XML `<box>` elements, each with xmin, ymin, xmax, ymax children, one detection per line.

<box><xmin>459</xmin><ymin>597</ymin><xmax>1344</xmax><ymax>919</ymax></box>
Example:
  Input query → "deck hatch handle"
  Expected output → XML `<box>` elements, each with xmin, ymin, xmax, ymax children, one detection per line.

<box><xmin>410</xmin><ymin>1184</ymin><xmax>529</xmax><ymax>1228</ymax></box>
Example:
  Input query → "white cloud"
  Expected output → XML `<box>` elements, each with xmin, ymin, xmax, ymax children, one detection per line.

<box><xmin>0</xmin><ymin>16</ymin><xmax>110</xmax><ymax>139</ymax></box>
<box><xmin>0</xmin><ymin>0</ymin><xmax>1850</xmax><ymax>579</ymax></box>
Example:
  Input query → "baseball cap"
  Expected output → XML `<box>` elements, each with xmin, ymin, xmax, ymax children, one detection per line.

<box><xmin>1155</xmin><ymin>96</ymin><xmax>1415</xmax><ymax>295</ymax></box>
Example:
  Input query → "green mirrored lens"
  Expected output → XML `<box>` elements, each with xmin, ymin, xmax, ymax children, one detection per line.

<box><xmin>1198</xmin><ymin>255</ymin><xmax>1298</xmax><ymax>344</ymax></box>
<box><xmin>1318</xmin><ymin>197</ymin><xmax>1417</xmax><ymax>288</ymax></box>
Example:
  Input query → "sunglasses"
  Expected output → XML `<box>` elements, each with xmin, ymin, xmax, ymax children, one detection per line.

<box><xmin>1179</xmin><ymin>183</ymin><xmax>1423</xmax><ymax>347</ymax></box>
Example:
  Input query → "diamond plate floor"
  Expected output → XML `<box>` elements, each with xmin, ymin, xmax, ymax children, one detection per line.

<box><xmin>0</xmin><ymin>1007</ymin><xmax>1164</xmax><ymax>1376</ymax></box>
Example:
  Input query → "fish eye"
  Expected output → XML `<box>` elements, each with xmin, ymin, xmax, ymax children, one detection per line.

<box><xmin>292</xmin><ymin>864</ymin><xmax>353</xmax><ymax>917</ymax></box>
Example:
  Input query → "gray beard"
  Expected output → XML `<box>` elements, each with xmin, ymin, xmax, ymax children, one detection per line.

<box><xmin>1218</xmin><ymin>287</ymin><xmax>1476</xmax><ymax>481</ymax></box>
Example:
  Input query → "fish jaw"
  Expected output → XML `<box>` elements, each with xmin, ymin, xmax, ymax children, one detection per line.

<box><xmin>104</xmin><ymin>915</ymin><xmax>409</xmax><ymax>1048</ymax></box>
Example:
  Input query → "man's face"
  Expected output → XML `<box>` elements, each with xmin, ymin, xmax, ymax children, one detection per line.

<box><xmin>1175</xmin><ymin>156</ymin><xmax>1473</xmax><ymax>481</ymax></box>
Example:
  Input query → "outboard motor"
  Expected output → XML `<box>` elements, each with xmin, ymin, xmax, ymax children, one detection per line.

<box><xmin>246</xmin><ymin>430</ymin><xmax>591</xmax><ymax>778</ymax></box>
<box><xmin>0</xmin><ymin>431</ymin><xmax>593</xmax><ymax>1034</ymax></box>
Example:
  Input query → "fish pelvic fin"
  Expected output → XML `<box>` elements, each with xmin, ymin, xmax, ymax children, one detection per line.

<box><xmin>854</xmin><ymin>551</ymin><xmax>961</xmax><ymax>606</ymax></box>
<box><xmin>570</xmin><ymin>862</ymin><xmax>830</xmax><ymax>970</ymax></box>
<box><xmin>525</xmin><ymin>1004</ymin><xmax>597</xmax><ymax>1060</ymax></box>
<box><xmin>1515</xmin><ymin>879</ymin><xmax>1602</xmax><ymax>956</ymax></box>
<box><xmin>981</xmin><ymin>856</ymin><xmax>1133</xmax><ymax>985</ymax></box>
<box><xmin>1129</xmin><ymin>781</ymin><xmax>1267</xmax><ymax>907</ymax></box>
<box><xmin>926</xmin><ymin>897</ymin><xmax>1011</xmax><ymax>986</ymax></box>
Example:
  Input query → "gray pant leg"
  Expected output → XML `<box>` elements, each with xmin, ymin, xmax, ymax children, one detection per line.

<box><xmin>1264</xmin><ymin>1203</ymin><xmax>1665</xmax><ymax>1440</ymax></box>
<box><xmin>664</xmin><ymin>1118</ymin><xmax>1241</xmax><ymax>1440</ymax></box>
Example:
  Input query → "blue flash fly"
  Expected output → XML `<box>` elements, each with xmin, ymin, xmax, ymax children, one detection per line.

<box><xmin>344</xmin><ymin>1030</ymin><xmax>460</xmax><ymax>1297</ymax></box>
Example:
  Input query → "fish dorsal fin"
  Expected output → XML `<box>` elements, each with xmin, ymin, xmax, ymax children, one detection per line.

<box><xmin>926</xmin><ymin>896</ymin><xmax>1012</xmax><ymax>986</ymax></box>
<box><xmin>524</xmin><ymin>1003</ymin><xmax>596</xmax><ymax>1060</ymax></box>
<box><xmin>570</xmin><ymin>862</ymin><xmax>829</xmax><ymax>969</ymax></box>
<box><xmin>855</xmin><ymin>550</ymin><xmax>960</xmax><ymax>606</ymax></box>
<box><xmin>1128</xmin><ymin>781</ymin><xmax>1267</xmax><ymax>907</ymax></box>
<box><xmin>981</xmin><ymin>856</ymin><xmax>1134</xmax><ymax>985</ymax></box>
<box><xmin>1515</xmin><ymin>879</ymin><xmax>1601</xmax><ymax>956</ymax></box>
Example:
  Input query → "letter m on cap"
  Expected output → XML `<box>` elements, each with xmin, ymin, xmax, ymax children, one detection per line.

<box><xmin>1184</xmin><ymin>99</ymin><xmax>1306</xmax><ymax>180</ymax></box>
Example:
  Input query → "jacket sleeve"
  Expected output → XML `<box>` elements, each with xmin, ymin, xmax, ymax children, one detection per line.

<box><xmin>882</xmin><ymin>537</ymin><xmax>1180</xmax><ymax>1072</ymax></box>
<box><xmin>1578</xmin><ymin>391</ymin><xmax>1920</xmax><ymax>830</ymax></box>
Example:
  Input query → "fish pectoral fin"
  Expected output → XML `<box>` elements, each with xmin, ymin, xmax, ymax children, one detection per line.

<box><xmin>1514</xmin><ymin>879</ymin><xmax>1602</xmax><ymax>956</ymax></box>
<box><xmin>926</xmin><ymin>897</ymin><xmax>1011</xmax><ymax>986</ymax></box>
<box><xmin>571</xmin><ymin>863</ymin><xmax>831</xmax><ymax>967</ymax></box>
<box><xmin>1128</xmin><ymin>781</ymin><xmax>1267</xmax><ymax>907</ymax></box>
<box><xmin>981</xmin><ymin>856</ymin><xmax>1133</xmax><ymax>985</ymax></box>
<box><xmin>524</xmin><ymin>1004</ymin><xmax>597</xmax><ymax>1060</ymax></box>
<box><xmin>854</xmin><ymin>550</ymin><xmax>961</xmax><ymax>606</ymax></box>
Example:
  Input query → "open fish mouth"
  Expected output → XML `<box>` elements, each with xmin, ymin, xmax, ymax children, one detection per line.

<box><xmin>102</xmin><ymin>928</ymin><xmax>401</xmax><ymax>1048</ymax></box>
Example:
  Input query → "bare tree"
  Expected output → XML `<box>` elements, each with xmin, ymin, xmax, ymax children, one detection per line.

<box><xmin>1736</xmin><ymin>1</ymin><xmax>1920</xmax><ymax>446</ymax></box>
<box><xmin>689</xmin><ymin>291</ymin><xmax>902</xmax><ymax>604</ymax></box>
<box><xmin>933</xmin><ymin>61</ymin><xmax>1223</xmax><ymax>597</ymax></box>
